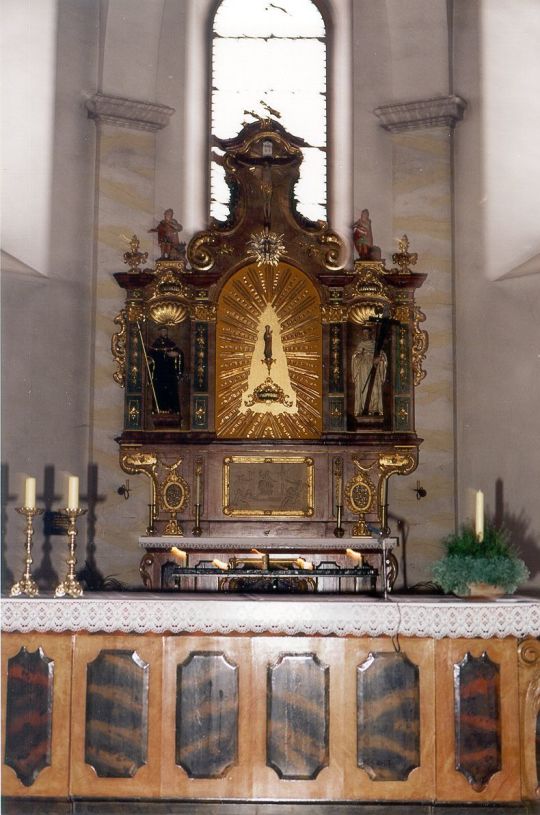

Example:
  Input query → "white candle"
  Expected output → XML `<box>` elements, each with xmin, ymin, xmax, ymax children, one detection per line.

<box><xmin>170</xmin><ymin>547</ymin><xmax>187</xmax><ymax>566</ymax></box>
<box><xmin>195</xmin><ymin>471</ymin><xmax>201</xmax><ymax>505</ymax></box>
<box><xmin>67</xmin><ymin>476</ymin><xmax>79</xmax><ymax>510</ymax></box>
<box><xmin>212</xmin><ymin>558</ymin><xmax>229</xmax><ymax>570</ymax></box>
<box><xmin>475</xmin><ymin>490</ymin><xmax>484</xmax><ymax>542</ymax></box>
<box><xmin>24</xmin><ymin>477</ymin><xmax>36</xmax><ymax>509</ymax></box>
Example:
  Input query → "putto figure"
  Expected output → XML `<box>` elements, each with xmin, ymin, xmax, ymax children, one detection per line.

<box><xmin>149</xmin><ymin>209</ymin><xmax>184</xmax><ymax>259</ymax></box>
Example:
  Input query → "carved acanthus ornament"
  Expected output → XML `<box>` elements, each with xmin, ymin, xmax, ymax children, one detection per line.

<box><xmin>111</xmin><ymin>310</ymin><xmax>127</xmax><ymax>387</ymax></box>
<box><xmin>412</xmin><ymin>306</ymin><xmax>429</xmax><ymax>385</ymax></box>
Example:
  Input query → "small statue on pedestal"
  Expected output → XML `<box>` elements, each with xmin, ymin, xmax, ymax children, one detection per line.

<box><xmin>353</xmin><ymin>209</ymin><xmax>381</xmax><ymax>260</ymax></box>
<box><xmin>149</xmin><ymin>209</ymin><xmax>184</xmax><ymax>259</ymax></box>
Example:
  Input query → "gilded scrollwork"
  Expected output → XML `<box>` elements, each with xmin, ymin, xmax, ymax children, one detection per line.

<box><xmin>111</xmin><ymin>310</ymin><xmax>127</xmax><ymax>387</ymax></box>
<box><xmin>412</xmin><ymin>306</ymin><xmax>428</xmax><ymax>386</ymax></box>
<box><xmin>190</xmin><ymin>303</ymin><xmax>217</xmax><ymax>322</ymax></box>
<box><xmin>317</xmin><ymin>225</ymin><xmax>344</xmax><ymax>270</ymax></box>
<box><xmin>187</xmin><ymin>231</ymin><xmax>218</xmax><ymax>272</ymax></box>
<box><xmin>321</xmin><ymin>304</ymin><xmax>348</xmax><ymax>323</ymax></box>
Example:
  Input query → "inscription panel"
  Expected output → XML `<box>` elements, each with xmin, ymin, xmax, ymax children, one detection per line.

<box><xmin>176</xmin><ymin>651</ymin><xmax>238</xmax><ymax>778</ymax></box>
<box><xmin>357</xmin><ymin>651</ymin><xmax>420</xmax><ymax>781</ymax></box>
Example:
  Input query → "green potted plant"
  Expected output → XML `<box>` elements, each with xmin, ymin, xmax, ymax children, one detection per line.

<box><xmin>432</xmin><ymin>524</ymin><xmax>529</xmax><ymax>597</ymax></box>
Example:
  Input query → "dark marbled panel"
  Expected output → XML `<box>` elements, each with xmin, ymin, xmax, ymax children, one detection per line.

<box><xmin>176</xmin><ymin>651</ymin><xmax>238</xmax><ymax>778</ymax></box>
<box><xmin>454</xmin><ymin>651</ymin><xmax>501</xmax><ymax>791</ymax></box>
<box><xmin>357</xmin><ymin>651</ymin><xmax>420</xmax><ymax>781</ymax></box>
<box><xmin>267</xmin><ymin>653</ymin><xmax>329</xmax><ymax>780</ymax></box>
<box><xmin>84</xmin><ymin>650</ymin><xmax>149</xmax><ymax>778</ymax></box>
<box><xmin>4</xmin><ymin>646</ymin><xmax>54</xmax><ymax>787</ymax></box>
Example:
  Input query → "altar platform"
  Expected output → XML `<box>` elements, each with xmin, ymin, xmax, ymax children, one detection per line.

<box><xmin>2</xmin><ymin>593</ymin><xmax>539</xmax><ymax>811</ymax></box>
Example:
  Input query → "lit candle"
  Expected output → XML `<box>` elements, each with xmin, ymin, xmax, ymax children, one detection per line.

<box><xmin>24</xmin><ymin>477</ymin><xmax>36</xmax><ymax>509</ymax></box>
<box><xmin>475</xmin><ymin>490</ymin><xmax>484</xmax><ymax>542</ymax></box>
<box><xmin>212</xmin><ymin>558</ymin><xmax>229</xmax><ymax>570</ymax></box>
<box><xmin>67</xmin><ymin>476</ymin><xmax>79</xmax><ymax>510</ymax></box>
<box><xmin>170</xmin><ymin>547</ymin><xmax>187</xmax><ymax>566</ymax></box>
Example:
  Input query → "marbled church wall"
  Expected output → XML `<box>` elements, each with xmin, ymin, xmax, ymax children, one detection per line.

<box><xmin>352</xmin><ymin>0</ymin><xmax>456</xmax><ymax>587</ymax></box>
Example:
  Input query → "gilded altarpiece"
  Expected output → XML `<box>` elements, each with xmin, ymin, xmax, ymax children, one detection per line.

<box><xmin>112</xmin><ymin>119</ymin><xmax>427</xmax><ymax>554</ymax></box>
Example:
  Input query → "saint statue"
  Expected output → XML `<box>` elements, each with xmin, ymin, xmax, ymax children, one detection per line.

<box><xmin>149</xmin><ymin>209</ymin><xmax>184</xmax><ymax>259</ymax></box>
<box><xmin>352</xmin><ymin>338</ymin><xmax>387</xmax><ymax>417</ymax></box>
<box><xmin>352</xmin><ymin>209</ymin><xmax>381</xmax><ymax>260</ymax></box>
<box><xmin>147</xmin><ymin>327</ymin><xmax>184</xmax><ymax>414</ymax></box>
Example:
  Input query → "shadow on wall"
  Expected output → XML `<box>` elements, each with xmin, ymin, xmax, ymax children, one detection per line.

<box><xmin>1</xmin><ymin>462</ymin><xmax>111</xmax><ymax>594</ymax></box>
<box><xmin>494</xmin><ymin>477</ymin><xmax>539</xmax><ymax>593</ymax></box>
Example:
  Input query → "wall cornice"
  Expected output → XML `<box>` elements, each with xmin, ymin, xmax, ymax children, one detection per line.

<box><xmin>86</xmin><ymin>92</ymin><xmax>175</xmax><ymax>132</ymax></box>
<box><xmin>374</xmin><ymin>95</ymin><xmax>467</xmax><ymax>133</ymax></box>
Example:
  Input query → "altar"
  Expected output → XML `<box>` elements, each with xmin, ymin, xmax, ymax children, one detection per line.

<box><xmin>2</xmin><ymin>594</ymin><xmax>540</xmax><ymax>810</ymax></box>
<box><xmin>3</xmin><ymin>118</ymin><xmax>539</xmax><ymax>814</ymax></box>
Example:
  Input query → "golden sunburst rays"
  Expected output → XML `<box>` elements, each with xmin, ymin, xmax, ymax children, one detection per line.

<box><xmin>216</xmin><ymin>263</ymin><xmax>322</xmax><ymax>439</ymax></box>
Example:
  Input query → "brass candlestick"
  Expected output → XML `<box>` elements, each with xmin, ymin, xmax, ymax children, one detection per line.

<box><xmin>192</xmin><ymin>503</ymin><xmax>202</xmax><ymax>537</ymax></box>
<box><xmin>333</xmin><ymin>504</ymin><xmax>344</xmax><ymax>538</ymax></box>
<box><xmin>10</xmin><ymin>507</ymin><xmax>44</xmax><ymax>597</ymax></box>
<box><xmin>54</xmin><ymin>508</ymin><xmax>87</xmax><ymax>598</ymax></box>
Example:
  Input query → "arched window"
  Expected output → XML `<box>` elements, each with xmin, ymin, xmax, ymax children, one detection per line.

<box><xmin>210</xmin><ymin>0</ymin><xmax>327</xmax><ymax>223</ymax></box>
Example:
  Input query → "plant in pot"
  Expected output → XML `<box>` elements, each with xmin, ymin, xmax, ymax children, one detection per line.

<box><xmin>432</xmin><ymin>524</ymin><xmax>529</xmax><ymax>597</ymax></box>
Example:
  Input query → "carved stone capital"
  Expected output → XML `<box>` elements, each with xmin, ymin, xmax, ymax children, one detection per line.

<box><xmin>86</xmin><ymin>93</ymin><xmax>175</xmax><ymax>132</ymax></box>
<box><xmin>374</xmin><ymin>95</ymin><xmax>467</xmax><ymax>133</ymax></box>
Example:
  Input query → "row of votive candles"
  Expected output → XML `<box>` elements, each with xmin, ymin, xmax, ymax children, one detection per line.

<box><xmin>23</xmin><ymin>475</ymin><xmax>80</xmax><ymax>510</ymax></box>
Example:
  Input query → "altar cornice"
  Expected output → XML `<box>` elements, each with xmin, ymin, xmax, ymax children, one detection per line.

<box><xmin>374</xmin><ymin>95</ymin><xmax>467</xmax><ymax>132</ymax></box>
<box><xmin>86</xmin><ymin>92</ymin><xmax>175</xmax><ymax>132</ymax></box>
<box><xmin>2</xmin><ymin>595</ymin><xmax>539</xmax><ymax>640</ymax></box>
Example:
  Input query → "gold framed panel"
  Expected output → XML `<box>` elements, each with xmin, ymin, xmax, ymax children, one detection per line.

<box><xmin>223</xmin><ymin>456</ymin><xmax>314</xmax><ymax>517</ymax></box>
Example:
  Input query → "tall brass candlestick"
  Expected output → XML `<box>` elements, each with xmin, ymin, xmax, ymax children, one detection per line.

<box><xmin>54</xmin><ymin>508</ymin><xmax>87</xmax><ymax>598</ymax></box>
<box><xmin>192</xmin><ymin>460</ymin><xmax>203</xmax><ymax>537</ymax></box>
<box><xmin>333</xmin><ymin>504</ymin><xmax>344</xmax><ymax>538</ymax></box>
<box><xmin>10</xmin><ymin>507</ymin><xmax>44</xmax><ymax>597</ymax></box>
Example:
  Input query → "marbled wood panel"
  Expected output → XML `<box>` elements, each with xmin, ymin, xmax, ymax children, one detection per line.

<box><xmin>343</xmin><ymin>638</ymin><xmax>435</xmax><ymax>801</ymax></box>
<box><xmin>176</xmin><ymin>651</ymin><xmax>238</xmax><ymax>778</ymax></box>
<box><xmin>454</xmin><ymin>652</ymin><xmax>501</xmax><ymax>791</ymax></box>
<box><xmin>266</xmin><ymin>653</ymin><xmax>329</xmax><ymax>780</ymax></box>
<box><xmin>4</xmin><ymin>647</ymin><xmax>54</xmax><ymax>787</ymax></box>
<box><xmin>357</xmin><ymin>651</ymin><xmax>419</xmax><ymax>781</ymax></box>
<box><xmin>85</xmin><ymin>650</ymin><xmax>149</xmax><ymax>778</ymax></box>
<box><xmin>435</xmin><ymin>639</ymin><xmax>520</xmax><ymax>803</ymax></box>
